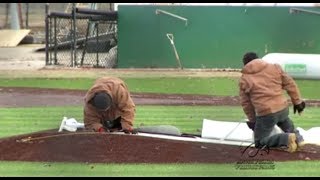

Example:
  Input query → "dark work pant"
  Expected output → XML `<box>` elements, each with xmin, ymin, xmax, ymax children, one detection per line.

<box><xmin>254</xmin><ymin>107</ymin><xmax>302</xmax><ymax>148</ymax></box>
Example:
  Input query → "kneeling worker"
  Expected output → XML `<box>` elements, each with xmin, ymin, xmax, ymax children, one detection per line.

<box><xmin>83</xmin><ymin>76</ymin><xmax>137</xmax><ymax>134</ymax></box>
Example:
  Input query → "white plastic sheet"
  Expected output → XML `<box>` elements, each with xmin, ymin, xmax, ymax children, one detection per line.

<box><xmin>202</xmin><ymin>119</ymin><xmax>320</xmax><ymax>145</ymax></box>
<box><xmin>58</xmin><ymin>117</ymin><xmax>85</xmax><ymax>132</ymax></box>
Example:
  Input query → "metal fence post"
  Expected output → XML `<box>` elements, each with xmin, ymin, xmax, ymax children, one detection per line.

<box><xmin>45</xmin><ymin>3</ymin><xmax>49</xmax><ymax>65</ymax></box>
<box><xmin>54</xmin><ymin>17</ymin><xmax>57</xmax><ymax>65</ymax></box>
<box><xmin>25</xmin><ymin>3</ymin><xmax>29</xmax><ymax>29</ymax></box>
<box><xmin>72</xmin><ymin>3</ymin><xmax>77</xmax><ymax>67</ymax></box>
<box><xmin>96</xmin><ymin>23</ymin><xmax>99</xmax><ymax>67</ymax></box>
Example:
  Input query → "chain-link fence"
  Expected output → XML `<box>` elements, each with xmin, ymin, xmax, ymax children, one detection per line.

<box><xmin>0</xmin><ymin>3</ymin><xmax>117</xmax><ymax>68</ymax></box>
<box><xmin>0</xmin><ymin>3</ymin><xmax>113</xmax><ymax>28</ymax></box>
<box><xmin>47</xmin><ymin>11</ymin><xmax>117</xmax><ymax>68</ymax></box>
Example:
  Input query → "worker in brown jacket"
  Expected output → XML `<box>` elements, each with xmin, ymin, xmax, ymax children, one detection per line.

<box><xmin>239</xmin><ymin>52</ymin><xmax>306</xmax><ymax>153</ymax></box>
<box><xmin>83</xmin><ymin>77</ymin><xmax>136</xmax><ymax>134</ymax></box>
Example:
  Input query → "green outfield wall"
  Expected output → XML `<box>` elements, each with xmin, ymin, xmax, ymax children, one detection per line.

<box><xmin>118</xmin><ymin>5</ymin><xmax>320</xmax><ymax>68</ymax></box>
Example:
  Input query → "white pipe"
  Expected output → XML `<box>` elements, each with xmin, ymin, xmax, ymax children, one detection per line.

<box><xmin>156</xmin><ymin>9</ymin><xmax>188</xmax><ymax>26</ymax></box>
<box><xmin>290</xmin><ymin>8</ymin><xmax>320</xmax><ymax>15</ymax></box>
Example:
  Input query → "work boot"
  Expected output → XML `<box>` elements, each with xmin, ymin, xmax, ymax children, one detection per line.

<box><xmin>287</xmin><ymin>133</ymin><xmax>298</xmax><ymax>153</ymax></box>
<box><xmin>295</xmin><ymin>132</ymin><xmax>306</xmax><ymax>149</ymax></box>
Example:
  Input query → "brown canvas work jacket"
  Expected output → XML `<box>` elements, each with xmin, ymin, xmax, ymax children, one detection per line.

<box><xmin>239</xmin><ymin>59</ymin><xmax>303</xmax><ymax>122</ymax></box>
<box><xmin>83</xmin><ymin>77</ymin><xmax>136</xmax><ymax>131</ymax></box>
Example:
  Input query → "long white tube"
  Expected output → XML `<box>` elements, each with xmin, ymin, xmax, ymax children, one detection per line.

<box><xmin>262</xmin><ymin>53</ymin><xmax>320</xmax><ymax>79</ymax></box>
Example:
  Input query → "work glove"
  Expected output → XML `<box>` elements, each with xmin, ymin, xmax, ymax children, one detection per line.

<box><xmin>293</xmin><ymin>101</ymin><xmax>306</xmax><ymax>115</ymax></box>
<box><xmin>246</xmin><ymin>121</ymin><xmax>255</xmax><ymax>131</ymax></box>
<box><xmin>122</xmin><ymin>127</ymin><xmax>138</xmax><ymax>134</ymax></box>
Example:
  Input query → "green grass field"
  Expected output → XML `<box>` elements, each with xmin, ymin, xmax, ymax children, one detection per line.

<box><xmin>1</xmin><ymin>106</ymin><xmax>320</xmax><ymax>176</ymax></box>
<box><xmin>0</xmin><ymin>74</ymin><xmax>320</xmax><ymax>176</ymax></box>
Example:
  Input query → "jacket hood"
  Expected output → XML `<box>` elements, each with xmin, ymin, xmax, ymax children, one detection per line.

<box><xmin>241</xmin><ymin>59</ymin><xmax>268</xmax><ymax>74</ymax></box>
<box><xmin>84</xmin><ymin>83</ymin><xmax>112</xmax><ymax>104</ymax></box>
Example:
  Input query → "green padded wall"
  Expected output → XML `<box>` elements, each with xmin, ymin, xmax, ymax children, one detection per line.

<box><xmin>118</xmin><ymin>5</ymin><xmax>320</xmax><ymax>68</ymax></box>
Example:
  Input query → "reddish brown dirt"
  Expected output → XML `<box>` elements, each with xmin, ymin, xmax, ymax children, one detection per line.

<box><xmin>1</xmin><ymin>129</ymin><xmax>320</xmax><ymax>164</ymax></box>
<box><xmin>0</xmin><ymin>86</ymin><xmax>320</xmax><ymax>163</ymax></box>
<box><xmin>1</xmin><ymin>87</ymin><xmax>320</xmax><ymax>107</ymax></box>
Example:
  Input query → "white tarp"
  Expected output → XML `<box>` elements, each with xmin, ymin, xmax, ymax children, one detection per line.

<box><xmin>297</xmin><ymin>127</ymin><xmax>320</xmax><ymax>145</ymax></box>
<box><xmin>58</xmin><ymin>117</ymin><xmax>84</xmax><ymax>132</ymax></box>
<box><xmin>57</xmin><ymin>117</ymin><xmax>253</xmax><ymax>146</ymax></box>
<box><xmin>201</xmin><ymin>119</ymin><xmax>254</xmax><ymax>142</ymax></box>
<box><xmin>58</xmin><ymin>117</ymin><xmax>320</xmax><ymax>146</ymax></box>
<box><xmin>202</xmin><ymin>119</ymin><xmax>320</xmax><ymax>145</ymax></box>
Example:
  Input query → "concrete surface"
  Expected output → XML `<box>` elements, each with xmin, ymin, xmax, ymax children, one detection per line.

<box><xmin>0</xmin><ymin>44</ymin><xmax>46</xmax><ymax>70</ymax></box>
